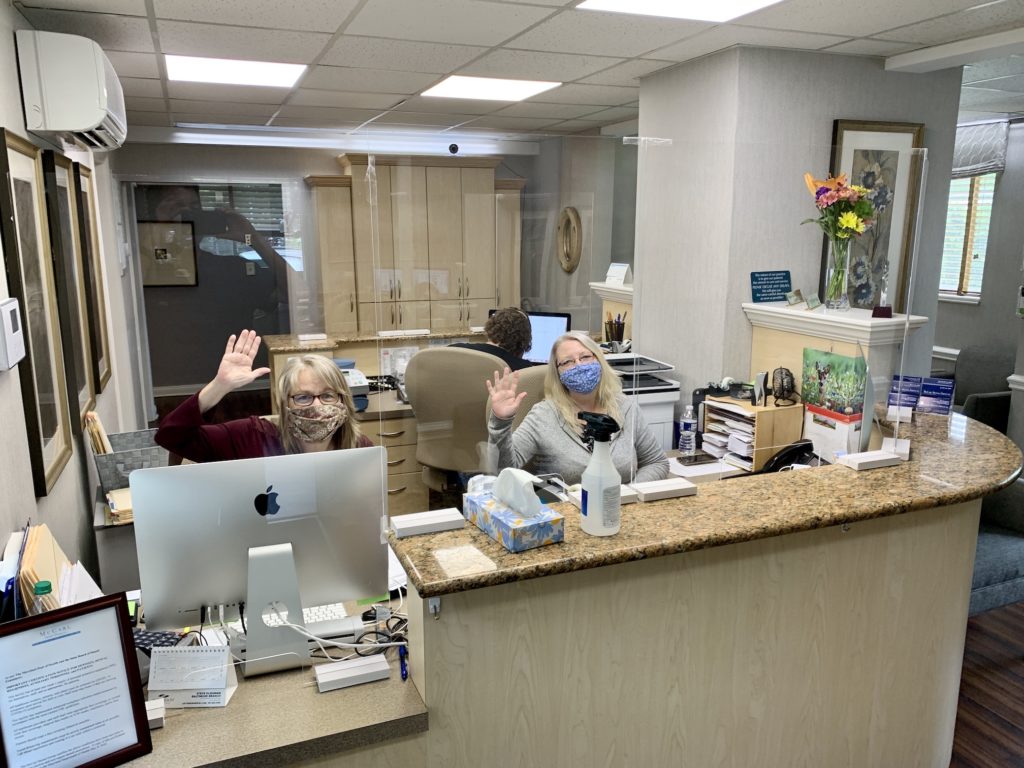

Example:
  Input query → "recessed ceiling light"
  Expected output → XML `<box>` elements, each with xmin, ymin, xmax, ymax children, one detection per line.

<box><xmin>165</xmin><ymin>55</ymin><xmax>306</xmax><ymax>88</ymax></box>
<box><xmin>576</xmin><ymin>0</ymin><xmax>784</xmax><ymax>23</ymax></box>
<box><xmin>422</xmin><ymin>75</ymin><xmax>561</xmax><ymax>101</ymax></box>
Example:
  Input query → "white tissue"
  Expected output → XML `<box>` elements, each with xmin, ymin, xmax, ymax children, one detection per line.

<box><xmin>493</xmin><ymin>468</ymin><xmax>542</xmax><ymax>518</ymax></box>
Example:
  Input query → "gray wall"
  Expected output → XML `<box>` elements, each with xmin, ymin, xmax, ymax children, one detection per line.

<box><xmin>934</xmin><ymin>121</ymin><xmax>1024</xmax><ymax>358</ymax></box>
<box><xmin>636</xmin><ymin>48</ymin><xmax>961</xmax><ymax>401</ymax></box>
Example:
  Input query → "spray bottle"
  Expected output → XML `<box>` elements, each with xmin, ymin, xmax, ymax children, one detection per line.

<box><xmin>578</xmin><ymin>412</ymin><xmax>621</xmax><ymax>537</ymax></box>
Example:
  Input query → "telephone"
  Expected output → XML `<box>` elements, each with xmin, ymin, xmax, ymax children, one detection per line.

<box><xmin>760</xmin><ymin>440</ymin><xmax>825</xmax><ymax>473</ymax></box>
<box><xmin>341</xmin><ymin>369</ymin><xmax>369</xmax><ymax>396</ymax></box>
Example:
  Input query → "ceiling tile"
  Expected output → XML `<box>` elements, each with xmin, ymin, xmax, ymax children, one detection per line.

<box><xmin>460</xmin><ymin>115</ymin><xmax>562</xmax><ymax>130</ymax></box>
<box><xmin>493</xmin><ymin>101</ymin><xmax>607</xmax><ymax>118</ymax></box>
<box><xmin>18</xmin><ymin>8</ymin><xmax>155</xmax><ymax>52</ymax></box>
<box><xmin>875</xmin><ymin>3</ymin><xmax>1024</xmax><ymax>45</ymax></box>
<box><xmin>736</xmin><ymin>0</ymin><xmax>984</xmax><ymax>38</ymax></box>
<box><xmin>959</xmin><ymin>109</ymin><xmax>1022</xmax><ymax>121</ymax></box>
<box><xmin>506</xmin><ymin>9</ymin><xmax>710</xmax><ymax>58</ymax></box>
<box><xmin>126</xmin><ymin>110</ymin><xmax>172</xmax><ymax>127</ymax></box>
<box><xmin>275</xmin><ymin>105</ymin><xmax>383</xmax><ymax>122</ymax></box>
<box><xmin>461</xmin><ymin>49</ymin><xmax>624</xmax><ymax>81</ymax></box>
<box><xmin>289</xmin><ymin>89</ymin><xmax>405</xmax><ymax>110</ymax></box>
<box><xmin>964</xmin><ymin>73</ymin><xmax>1024</xmax><ymax>94</ymax></box>
<box><xmin>958</xmin><ymin>85</ymin><xmax>1024</xmax><ymax>109</ymax></box>
<box><xmin>964</xmin><ymin>55</ymin><xmax>1024</xmax><ymax>83</ymax></box>
<box><xmin>528</xmin><ymin>83</ymin><xmax>637</xmax><ymax>106</ymax></box>
<box><xmin>166</xmin><ymin>82</ymin><xmax>290</xmax><ymax>104</ymax></box>
<box><xmin>574</xmin><ymin>105</ymin><xmax>638</xmax><ymax>123</ymax></box>
<box><xmin>301</xmin><ymin>66</ymin><xmax>438</xmax><ymax>94</ymax></box>
<box><xmin>269</xmin><ymin>117</ymin><xmax>365</xmax><ymax>129</ymax></box>
<box><xmin>544</xmin><ymin>119</ymin><xmax>603</xmax><ymax>133</ymax></box>
<box><xmin>369</xmin><ymin>111</ymin><xmax>477</xmax><ymax>126</ymax></box>
<box><xmin>822</xmin><ymin>38</ymin><xmax>920</xmax><ymax>57</ymax></box>
<box><xmin>155</xmin><ymin>20</ymin><xmax>331</xmax><ymax>64</ymax></box>
<box><xmin>476</xmin><ymin>0</ymin><xmax>577</xmax><ymax>6</ymax></box>
<box><xmin>125</xmin><ymin>96</ymin><xmax>167</xmax><ymax>112</ymax></box>
<box><xmin>321</xmin><ymin>35</ymin><xmax>486</xmax><ymax>72</ymax></box>
<box><xmin>392</xmin><ymin>95</ymin><xmax>510</xmax><ymax>115</ymax></box>
<box><xmin>152</xmin><ymin>0</ymin><xmax>360</xmax><ymax>33</ymax></box>
<box><xmin>168</xmin><ymin>100</ymin><xmax>279</xmax><ymax>117</ymax></box>
<box><xmin>172</xmin><ymin>113</ymin><xmax>272</xmax><ymax>126</ymax></box>
<box><xmin>346</xmin><ymin>0</ymin><xmax>555</xmax><ymax>46</ymax></box>
<box><xmin>120</xmin><ymin>77</ymin><xmax>164</xmax><ymax>98</ymax></box>
<box><xmin>20</xmin><ymin>0</ymin><xmax>146</xmax><ymax>13</ymax></box>
<box><xmin>651</xmin><ymin>25</ymin><xmax>848</xmax><ymax>63</ymax></box>
<box><xmin>105</xmin><ymin>50</ymin><xmax>161</xmax><ymax>79</ymax></box>
<box><xmin>577</xmin><ymin>59</ymin><xmax>676</xmax><ymax>86</ymax></box>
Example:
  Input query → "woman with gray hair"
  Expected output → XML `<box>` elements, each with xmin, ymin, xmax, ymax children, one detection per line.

<box><xmin>156</xmin><ymin>329</ymin><xmax>370</xmax><ymax>462</ymax></box>
<box><xmin>486</xmin><ymin>331</ymin><xmax>668</xmax><ymax>485</ymax></box>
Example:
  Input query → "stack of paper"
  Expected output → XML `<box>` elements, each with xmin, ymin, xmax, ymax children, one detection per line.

<box><xmin>105</xmin><ymin>487</ymin><xmax>133</xmax><ymax>523</ymax></box>
<box><xmin>703</xmin><ymin>400</ymin><xmax>756</xmax><ymax>471</ymax></box>
<box><xmin>85</xmin><ymin>411</ymin><xmax>112</xmax><ymax>455</ymax></box>
<box><xmin>16</xmin><ymin>524</ymin><xmax>104</xmax><ymax>614</ymax></box>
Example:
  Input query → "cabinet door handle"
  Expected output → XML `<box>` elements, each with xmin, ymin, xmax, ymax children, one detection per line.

<box><xmin>397</xmin><ymin>279</ymin><xmax>402</xmax><ymax>299</ymax></box>
<box><xmin>350</xmin><ymin>293</ymin><xmax>354</xmax><ymax>312</ymax></box>
<box><xmin>388</xmin><ymin>486</ymin><xmax>407</xmax><ymax>495</ymax></box>
<box><xmin>399</xmin><ymin>304</ymin><xmax>403</xmax><ymax>325</ymax></box>
<box><xmin>457</xmin><ymin>276</ymin><xmax>462</xmax><ymax>297</ymax></box>
<box><xmin>387</xmin><ymin>457</ymin><xmax>406</xmax><ymax>466</ymax></box>
<box><xmin>459</xmin><ymin>306</ymin><xmax>462</xmax><ymax>322</ymax></box>
<box><xmin>390</xmin><ymin>279</ymin><xmax>395</xmax><ymax>300</ymax></box>
<box><xmin>465</xmin><ymin>277</ymin><xmax>469</xmax><ymax>295</ymax></box>
<box><xmin>466</xmin><ymin>304</ymin><xmax>471</xmax><ymax>323</ymax></box>
<box><xmin>378</xmin><ymin>430</ymin><xmax>406</xmax><ymax>438</ymax></box>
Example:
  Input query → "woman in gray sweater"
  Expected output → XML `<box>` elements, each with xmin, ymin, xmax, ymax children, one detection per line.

<box><xmin>486</xmin><ymin>331</ymin><xmax>669</xmax><ymax>485</ymax></box>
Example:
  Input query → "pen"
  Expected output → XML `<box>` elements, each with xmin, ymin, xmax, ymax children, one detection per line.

<box><xmin>399</xmin><ymin>645</ymin><xmax>408</xmax><ymax>680</ymax></box>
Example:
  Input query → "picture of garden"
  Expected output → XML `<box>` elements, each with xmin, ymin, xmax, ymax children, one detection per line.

<box><xmin>801</xmin><ymin>348</ymin><xmax>868</xmax><ymax>415</ymax></box>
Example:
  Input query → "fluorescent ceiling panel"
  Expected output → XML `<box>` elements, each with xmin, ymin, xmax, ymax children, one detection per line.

<box><xmin>165</xmin><ymin>54</ymin><xmax>305</xmax><ymax>87</ymax></box>
<box><xmin>576</xmin><ymin>0</ymin><xmax>784</xmax><ymax>23</ymax></box>
<box><xmin>422</xmin><ymin>75</ymin><xmax>560</xmax><ymax>101</ymax></box>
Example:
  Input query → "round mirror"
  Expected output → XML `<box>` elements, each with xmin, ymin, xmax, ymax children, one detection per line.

<box><xmin>557</xmin><ymin>206</ymin><xmax>582</xmax><ymax>273</ymax></box>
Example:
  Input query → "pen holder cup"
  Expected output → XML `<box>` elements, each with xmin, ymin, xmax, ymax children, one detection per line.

<box><xmin>604</xmin><ymin>321</ymin><xmax>625</xmax><ymax>343</ymax></box>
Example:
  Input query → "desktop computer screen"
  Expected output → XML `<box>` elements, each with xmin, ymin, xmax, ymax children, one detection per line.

<box><xmin>489</xmin><ymin>309</ymin><xmax>572</xmax><ymax>364</ymax></box>
<box><xmin>130</xmin><ymin>446</ymin><xmax>388</xmax><ymax>630</ymax></box>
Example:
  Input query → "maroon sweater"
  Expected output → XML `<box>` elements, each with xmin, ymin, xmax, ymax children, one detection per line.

<box><xmin>155</xmin><ymin>393</ymin><xmax>371</xmax><ymax>463</ymax></box>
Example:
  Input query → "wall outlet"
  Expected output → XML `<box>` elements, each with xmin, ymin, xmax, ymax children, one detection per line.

<box><xmin>245</xmin><ymin>262</ymin><xmax>256</xmax><ymax>276</ymax></box>
<box><xmin>244</xmin><ymin>233</ymin><xmax>252</xmax><ymax>246</ymax></box>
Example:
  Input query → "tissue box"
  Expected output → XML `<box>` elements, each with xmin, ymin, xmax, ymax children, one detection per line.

<box><xmin>463</xmin><ymin>491</ymin><xmax>563</xmax><ymax>553</ymax></box>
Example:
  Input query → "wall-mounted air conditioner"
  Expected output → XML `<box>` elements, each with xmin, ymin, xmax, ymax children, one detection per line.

<box><xmin>15</xmin><ymin>29</ymin><xmax>127</xmax><ymax>151</ymax></box>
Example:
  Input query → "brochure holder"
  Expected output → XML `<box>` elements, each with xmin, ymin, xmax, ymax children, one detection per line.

<box><xmin>243</xmin><ymin>543</ymin><xmax>310</xmax><ymax>677</ymax></box>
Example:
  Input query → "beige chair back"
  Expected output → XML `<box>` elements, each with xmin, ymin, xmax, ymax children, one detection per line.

<box><xmin>487</xmin><ymin>364</ymin><xmax>547</xmax><ymax>430</ymax></box>
<box><xmin>405</xmin><ymin>347</ymin><xmax>507</xmax><ymax>474</ymax></box>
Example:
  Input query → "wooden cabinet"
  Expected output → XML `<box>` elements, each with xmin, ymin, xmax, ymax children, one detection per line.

<box><xmin>495</xmin><ymin>179</ymin><xmax>524</xmax><ymax>308</ymax></box>
<box><xmin>310</xmin><ymin>179</ymin><xmax>357</xmax><ymax>335</ymax></box>
<box><xmin>357</xmin><ymin>407</ymin><xmax>427</xmax><ymax>517</ymax></box>
<box><xmin>702</xmin><ymin>396</ymin><xmax>803</xmax><ymax>472</ymax></box>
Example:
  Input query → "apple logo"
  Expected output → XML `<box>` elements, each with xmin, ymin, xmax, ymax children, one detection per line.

<box><xmin>253</xmin><ymin>485</ymin><xmax>280</xmax><ymax>516</ymax></box>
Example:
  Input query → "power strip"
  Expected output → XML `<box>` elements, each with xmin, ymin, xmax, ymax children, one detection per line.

<box><xmin>314</xmin><ymin>655</ymin><xmax>390</xmax><ymax>693</ymax></box>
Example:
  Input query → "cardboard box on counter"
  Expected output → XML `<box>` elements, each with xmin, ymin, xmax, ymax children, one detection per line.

<box><xmin>463</xmin><ymin>490</ymin><xmax>564</xmax><ymax>553</ymax></box>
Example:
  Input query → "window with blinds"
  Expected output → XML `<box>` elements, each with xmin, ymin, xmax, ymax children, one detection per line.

<box><xmin>197</xmin><ymin>184</ymin><xmax>284</xmax><ymax>238</ymax></box>
<box><xmin>939</xmin><ymin>172</ymin><xmax>996</xmax><ymax>296</ymax></box>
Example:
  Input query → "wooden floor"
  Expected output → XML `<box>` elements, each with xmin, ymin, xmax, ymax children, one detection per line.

<box><xmin>951</xmin><ymin>602</ymin><xmax>1024</xmax><ymax>767</ymax></box>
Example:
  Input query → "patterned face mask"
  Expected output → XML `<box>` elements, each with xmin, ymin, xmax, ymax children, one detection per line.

<box><xmin>287</xmin><ymin>402</ymin><xmax>348</xmax><ymax>444</ymax></box>
<box><xmin>559</xmin><ymin>361</ymin><xmax>601</xmax><ymax>394</ymax></box>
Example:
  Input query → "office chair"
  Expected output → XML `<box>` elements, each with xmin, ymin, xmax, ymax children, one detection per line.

<box><xmin>404</xmin><ymin>346</ymin><xmax>511</xmax><ymax>490</ymax></box>
<box><xmin>952</xmin><ymin>345</ymin><xmax>1014</xmax><ymax>434</ymax></box>
<box><xmin>493</xmin><ymin>363</ymin><xmax>547</xmax><ymax>430</ymax></box>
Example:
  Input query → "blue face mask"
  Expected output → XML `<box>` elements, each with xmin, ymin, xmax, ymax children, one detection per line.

<box><xmin>559</xmin><ymin>362</ymin><xmax>602</xmax><ymax>394</ymax></box>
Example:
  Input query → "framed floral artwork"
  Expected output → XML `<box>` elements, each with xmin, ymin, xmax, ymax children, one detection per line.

<box><xmin>73</xmin><ymin>163</ymin><xmax>112</xmax><ymax>391</ymax></box>
<box><xmin>0</xmin><ymin>130</ymin><xmax>72</xmax><ymax>496</ymax></box>
<box><xmin>824</xmin><ymin>120</ymin><xmax>924</xmax><ymax>312</ymax></box>
<box><xmin>43</xmin><ymin>150</ymin><xmax>95</xmax><ymax>429</ymax></box>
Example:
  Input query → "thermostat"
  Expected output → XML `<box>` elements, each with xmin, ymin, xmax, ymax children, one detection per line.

<box><xmin>0</xmin><ymin>298</ymin><xmax>26</xmax><ymax>370</ymax></box>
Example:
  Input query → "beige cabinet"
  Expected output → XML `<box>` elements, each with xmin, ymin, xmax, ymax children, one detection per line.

<box><xmin>308</xmin><ymin>178</ymin><xmax>357</xmax><ymax>335</ymax></box>
<box><xmin>495</xmin><ymin>179</ymin><xmax>524</xmax><ymax>309</ymax></box>
<box><xmin>358</xmin><ymin>299</ymin><xmax>432</xmax><ymax>333</ymax></box>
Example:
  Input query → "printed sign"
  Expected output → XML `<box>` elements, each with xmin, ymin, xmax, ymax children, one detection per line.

<box><xmin>750</xmin><ymin>270</ymin><xmax>792</xmax><ymax>302</ymax></box>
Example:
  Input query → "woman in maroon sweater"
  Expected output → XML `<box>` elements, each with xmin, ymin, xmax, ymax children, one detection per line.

<box><xmin>156</xmin><ymin>330</ymin><xmax>372</xmax><ymax>462</ymax></box>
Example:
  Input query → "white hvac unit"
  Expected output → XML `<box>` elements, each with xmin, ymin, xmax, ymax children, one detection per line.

<box><xmin>15</xmin><ymin>30</ymin><xmax>127</xmax><ymax>151</ymax></box>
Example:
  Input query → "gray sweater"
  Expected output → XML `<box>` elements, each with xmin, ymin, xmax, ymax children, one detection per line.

<box><xmin>488</xmin><ymin>396</ymin><xmax>670</xmax><ymax>485</ymax></box>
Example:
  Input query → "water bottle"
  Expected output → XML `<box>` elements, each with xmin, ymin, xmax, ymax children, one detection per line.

<box><xmin>678</xmin><ymin>405</ymin><xmax>697</xmax><ymax>455</ymax></box>
<box><xmin>32</xmin><ymin>580</ymin><xmax>52</xmax><ymax>615</ymax></box>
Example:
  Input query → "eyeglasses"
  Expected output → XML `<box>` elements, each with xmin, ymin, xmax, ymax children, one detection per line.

<box><xmin>556</xmin><ymin>353</ymin><xmax>597</xmax><ymax>371</ymax></box>
<box><xmin>289</xmin><ymin>391</ymin><xmax>340</xmax><ymax>407</ymax></box>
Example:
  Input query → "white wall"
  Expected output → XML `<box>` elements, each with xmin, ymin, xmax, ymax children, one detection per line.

<box><xmin>636</xmin><ymin>48</ymin><xmax>960</xmax><ymax>401</ymax></box>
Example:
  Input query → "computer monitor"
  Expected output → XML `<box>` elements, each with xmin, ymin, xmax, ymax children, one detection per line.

<box><xmin>130</xmin><ymin>446</ymin><xmax>388</xmax><ymax>630</ymax></box>
<box><xmin>488</xmin><ymin>309</ymin><xmax>572</xmax><ymax>364</ymax></box>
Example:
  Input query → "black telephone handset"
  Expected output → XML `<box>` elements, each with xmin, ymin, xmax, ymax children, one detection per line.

<box><xmin>760</xmin><ymin>440</ymin><xmax>823</xmax><ymax>473</ymax></box>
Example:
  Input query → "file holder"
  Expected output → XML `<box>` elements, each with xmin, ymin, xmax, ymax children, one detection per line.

<box><xmin>243</xmin><ymin>543</ymin><xmax>310</xmax><ymax>677</ymax></box>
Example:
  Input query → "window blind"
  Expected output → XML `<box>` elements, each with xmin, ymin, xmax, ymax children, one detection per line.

<box><xmin>198</xmin><ymin>184</ymin><xmax>284</xmax><ymax>236</ymax></box>
<box><xmin>939</xmin><ymin>173</ymin><xmax>996</xmax><ymax>294</ymax></box>
<box><xmin>952</xmin><ymin>122</ymin><xmax>1008</xmax><ymax>179</ymax></box>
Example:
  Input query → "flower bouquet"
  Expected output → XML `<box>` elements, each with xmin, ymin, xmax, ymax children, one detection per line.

<box><xmin>802</xmin><ymin>172</ymin><xmax>875</xmax><ymax>310</ymax></box>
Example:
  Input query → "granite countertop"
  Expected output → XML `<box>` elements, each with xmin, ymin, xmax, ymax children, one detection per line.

<box><xmin>264</xmin><ymin>329</ymin><xmax>485</xmax><ymax>352</ymax></box>
<box><xmin>391</xmin><ymin>413</ymin><xmax>1023</xmax><ymax>598</ymax></box>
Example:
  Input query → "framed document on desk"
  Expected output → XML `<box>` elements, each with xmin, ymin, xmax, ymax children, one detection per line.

<box><xmin>0</xmin><ymin>592</ymin><xmax>152</xmax><ymax>768</ymax></box>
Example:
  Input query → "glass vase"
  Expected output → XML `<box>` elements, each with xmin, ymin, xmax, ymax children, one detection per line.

<box><xmin>825</xmin><ymin>237</ymin><xmax>850</xmax><ymax>311</ymax></box>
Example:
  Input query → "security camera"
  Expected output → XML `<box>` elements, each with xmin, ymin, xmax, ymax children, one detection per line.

<box><xmin>448</xmin><ymin>143</ymin><xmax>459</xmax><ymax>155</ymax></box>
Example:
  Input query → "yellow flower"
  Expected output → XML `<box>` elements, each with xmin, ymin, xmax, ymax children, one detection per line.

<box><xmin>838</xmin><ymin>212</ymin><xmax>864</xmax><ymax>232</ymax></box>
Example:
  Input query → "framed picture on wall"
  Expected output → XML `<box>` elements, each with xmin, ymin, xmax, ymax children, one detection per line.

<box><xmin>138</xmin><ymin>220</ymin><xmax>197</xmax><ymax>286</ymax></box>
<box><xmin>0</xmin><ymin>130</ymin><xmax>72</xmax><ymax>496</ymax></box>
<box><xmin>42</xmin><ymin>150</ymin><xmax>95</xmax><ymax>429</ymax></box>
<box><xmin>73</xmin><ymin>163</ymin><xmax>112</xmax><ymax>392</ymax></box>
<box><xmin>823</xmin><ymin>120</ymin><xmax>924</xmax><ymax>312</ymax></box>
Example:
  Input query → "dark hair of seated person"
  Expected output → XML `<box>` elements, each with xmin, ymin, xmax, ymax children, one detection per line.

<box><xmin>485</xmin><ymin>307</ymin><xmax>532</xmax><ymax>358</ymax></box>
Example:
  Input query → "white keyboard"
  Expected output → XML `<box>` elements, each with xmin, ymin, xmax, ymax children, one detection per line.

<box><xmin>263</xmin><ymin>602</ymin><xmax>362</xmax><ymax>639</ymax></box>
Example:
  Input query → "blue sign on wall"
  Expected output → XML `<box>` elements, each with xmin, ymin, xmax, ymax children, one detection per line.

<box><xmin>750</xmin><ymin>270</ymin><xmax>792</xmax><ymax>302</ymax></box>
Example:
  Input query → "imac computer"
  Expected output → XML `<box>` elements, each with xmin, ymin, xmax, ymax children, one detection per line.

<box><xmin>130</xmin><ymin>446</ymin><xmax>388</xmax><ymax>636</ymax></box>
<box><xmin>489</xmin><ymin>309</ymin><xmax>571</xmax><ymax>364</ymax></box>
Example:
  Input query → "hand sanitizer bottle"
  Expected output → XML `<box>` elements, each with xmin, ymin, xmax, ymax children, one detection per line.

<box><xmin>579</xmin><ymin>412</ymin><xmax>621</xmax><ymax>537</ymax></box>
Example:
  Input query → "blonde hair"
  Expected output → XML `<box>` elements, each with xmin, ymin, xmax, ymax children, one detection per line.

<box><xmin>543</xmin><ymin>332</ymin><xmax>622</xmax><ymax>435</ymax></box>
<box><xmin>276</xmin><ymin>355</ymin><xmax>362</xmax><ymax>453</ymax></box>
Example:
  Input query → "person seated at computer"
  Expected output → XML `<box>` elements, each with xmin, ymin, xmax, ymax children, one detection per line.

<box><xmin>486</xmin><ymin>331</ymin><xmax>669</xmax><ymax>485</ymax></box>
<box><xmin>449</xmin><ymin>306</ymin><xmax>536</xmax><ymax>371</ymax></box>
<box><xmin>155</xmin><ymin>329</ymin><xmax>372</xmax><ymax>462</ymax></box>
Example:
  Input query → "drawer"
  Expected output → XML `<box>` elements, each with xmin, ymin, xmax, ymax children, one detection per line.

<box><xmin>384</xmin><ymin>443</ymin><xmax>421</xmax><ymax>476</ymax></box>
<box><xmin>362</xmin><ymin>416</ymin><xmax>417</xmax><ymax>448</ymax></box>
<box><xmin>386</xmin><ymin>470</ymin><xmax>429</xmax><ymax>517</ymax></box>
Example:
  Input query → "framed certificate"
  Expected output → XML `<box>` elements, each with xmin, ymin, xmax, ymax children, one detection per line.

<box><xmin>0</xmin><ymin>593</ymin><xmax>152</xmax><ymax>768</ymax></box>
